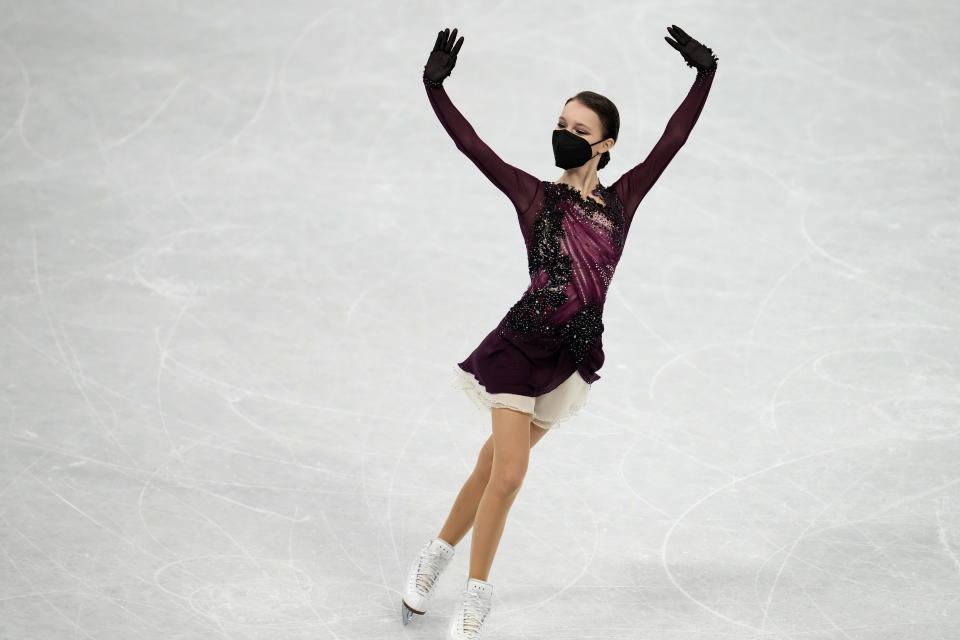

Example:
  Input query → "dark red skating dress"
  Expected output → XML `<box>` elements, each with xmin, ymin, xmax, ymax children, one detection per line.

<box><xmin>425</xmin><ymin>68</ymin><xmax>717</xmax><ymax>420</ymax></box>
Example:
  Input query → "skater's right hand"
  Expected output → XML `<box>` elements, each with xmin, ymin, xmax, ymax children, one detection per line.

<box><xmin>423</xmin><ymin>27</ymin><xmax>464</xmax><ymax>87</ymax></box>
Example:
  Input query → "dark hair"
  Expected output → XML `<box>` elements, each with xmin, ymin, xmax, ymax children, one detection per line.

<box><xmin>565</xmin><ymin>91</ymin><xmax>620</xmax><ymax>170</ymax></box>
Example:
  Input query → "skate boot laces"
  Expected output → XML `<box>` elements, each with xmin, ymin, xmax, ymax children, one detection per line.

<box><xmin>415</xmin><ymin>550</ymin><xmax>448</xmax><ymax>594</ymax></box>
<box><xmin>458</xmin><ymin>587</ymin><xmax>492</xmax><ymax>637</ymax></box>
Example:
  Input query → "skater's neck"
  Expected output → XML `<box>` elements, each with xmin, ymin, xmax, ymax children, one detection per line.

<box><xmin>554</xmin><ymin>167</ymin><xmax>600</xmax><ymax>198</ymax></box>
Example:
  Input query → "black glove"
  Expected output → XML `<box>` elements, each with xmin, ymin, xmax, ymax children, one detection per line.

<box><xmin>423</xmin><ymin>27</ymin><xmax>464</xmax><ymax>88</ymax></box>
<box><xmin>664</xmin><ymin>25</ymin><xmax>718</xmax><ymax>74</ymax></box>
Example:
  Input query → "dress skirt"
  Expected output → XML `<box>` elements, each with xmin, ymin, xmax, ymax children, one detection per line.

<box><xmin>451</xmin><ymin>363</ymin><xmax>591</xmax><ymax>430</ymax></box>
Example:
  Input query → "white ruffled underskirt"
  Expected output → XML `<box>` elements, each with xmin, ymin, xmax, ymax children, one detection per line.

<box><xmin>450</xmin><ymin>364</ymin><xmax>589</xmax><ymax>429</ymax></box>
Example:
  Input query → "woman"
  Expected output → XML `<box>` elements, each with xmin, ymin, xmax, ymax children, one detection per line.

<box><xmin>402</xmin><ymin>25</ymin><xmax>719</xmax><ymax>639</ymax></box>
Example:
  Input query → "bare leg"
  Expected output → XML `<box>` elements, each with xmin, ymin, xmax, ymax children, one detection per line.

<box><xmin>437</xmin><ymin>417</ymin><xmax>549</xmax><ymax>548</ymax></box>
<box><xmin>468</xmin><ymin>407</ymin><xmax>536</xmax><ymax>582</ymax></box>
<box><xmin>436</xmin><ymin>469</ymin><xmax>489</xmax><ymax>547</ymax></box>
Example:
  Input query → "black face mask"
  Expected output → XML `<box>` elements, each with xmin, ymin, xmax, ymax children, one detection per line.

<box><xmin>552</xmin><ymin>129</ymin><xmax>606</xmax><ymax>169</ymax></box>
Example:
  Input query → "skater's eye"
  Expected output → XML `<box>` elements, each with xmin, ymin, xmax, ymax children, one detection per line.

<box><xmin>557</xmin><ymin>123</ymin><xmax>587</xmax><ymax>135</ymax></box>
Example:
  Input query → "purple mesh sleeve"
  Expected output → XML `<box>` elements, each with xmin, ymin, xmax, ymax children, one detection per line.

<box><xmin>611</xmin><ymin>68</ymin><xmax>717</xmax><ymax>232</ymax></box>
<box><xmin>424</xmin><ymin>82</ymin><xmax>541</xmax><ymax>233</ymax></box>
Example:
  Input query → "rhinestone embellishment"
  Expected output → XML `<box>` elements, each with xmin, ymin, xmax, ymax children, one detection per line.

<box><xmin>499</xmin><ymin>181</ymin><xmax>621</xmax><ymax>366</ymax></box>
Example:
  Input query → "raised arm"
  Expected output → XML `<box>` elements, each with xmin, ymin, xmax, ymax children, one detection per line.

<box><xmin>423</xmin><ymin>81</ymin><xmax>539</xmax><ymax>216</ymax></box>
<box><xmin>423</xmin><ymin>28</ymin><xmax>539</xmax><ymax>217</ymax></box>
<box><xmin>611</xmin><ymin>25</ymin><xmax>719</xmax><ymax>230</ymax></box>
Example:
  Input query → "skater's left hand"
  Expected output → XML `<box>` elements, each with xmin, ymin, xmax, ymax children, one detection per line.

<box><xmin>664</xmin><ymin>25</ymin><xmax>718</xmax><ymax>72</ymax></box>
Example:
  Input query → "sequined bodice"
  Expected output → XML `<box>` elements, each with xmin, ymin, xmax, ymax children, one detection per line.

<box><xmin>499</xmin><ymin>180</ymin><xmax>626</xmax><ymax>366</ymax></box>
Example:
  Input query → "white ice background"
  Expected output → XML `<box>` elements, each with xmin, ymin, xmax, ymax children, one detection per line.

<box><xmin>0</xmin><ymin>1</ymin><xmax>959</xmax><ymax>638</ymax></box>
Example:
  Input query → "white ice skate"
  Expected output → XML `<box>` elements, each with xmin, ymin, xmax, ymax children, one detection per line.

<box><xmin>400</xmin><ymin>536</ymin><xmax>456</xmax><ymax>625</ymax></box>
<box><xmin>447</xmin><ymin>577</ymin><xmax>494</xmax><ymax>639</ymax></box>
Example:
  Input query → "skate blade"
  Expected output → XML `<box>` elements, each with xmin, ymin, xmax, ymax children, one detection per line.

<box><xmin>401</xmin><ymin>600</ymin><xmax>424</xmax><ymax>625</ymax></box>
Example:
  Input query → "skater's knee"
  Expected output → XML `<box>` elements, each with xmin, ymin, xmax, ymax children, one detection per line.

<box><xmin>488</xmin><ymin>463</ymin><xmax>525</xmax><ymax>495</ymax></box>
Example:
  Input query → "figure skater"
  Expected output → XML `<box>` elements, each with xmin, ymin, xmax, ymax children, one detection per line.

<box><xmin>401</xmin><ymin>25</ymin><xmax>719</xmax><ymax>639</ymax></box>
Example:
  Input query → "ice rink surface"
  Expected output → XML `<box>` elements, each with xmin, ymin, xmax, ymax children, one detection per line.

<box><xmin>1</xmin><ymin>1</ymin><xmax>958</xmax><ymax>638</ymax></box>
